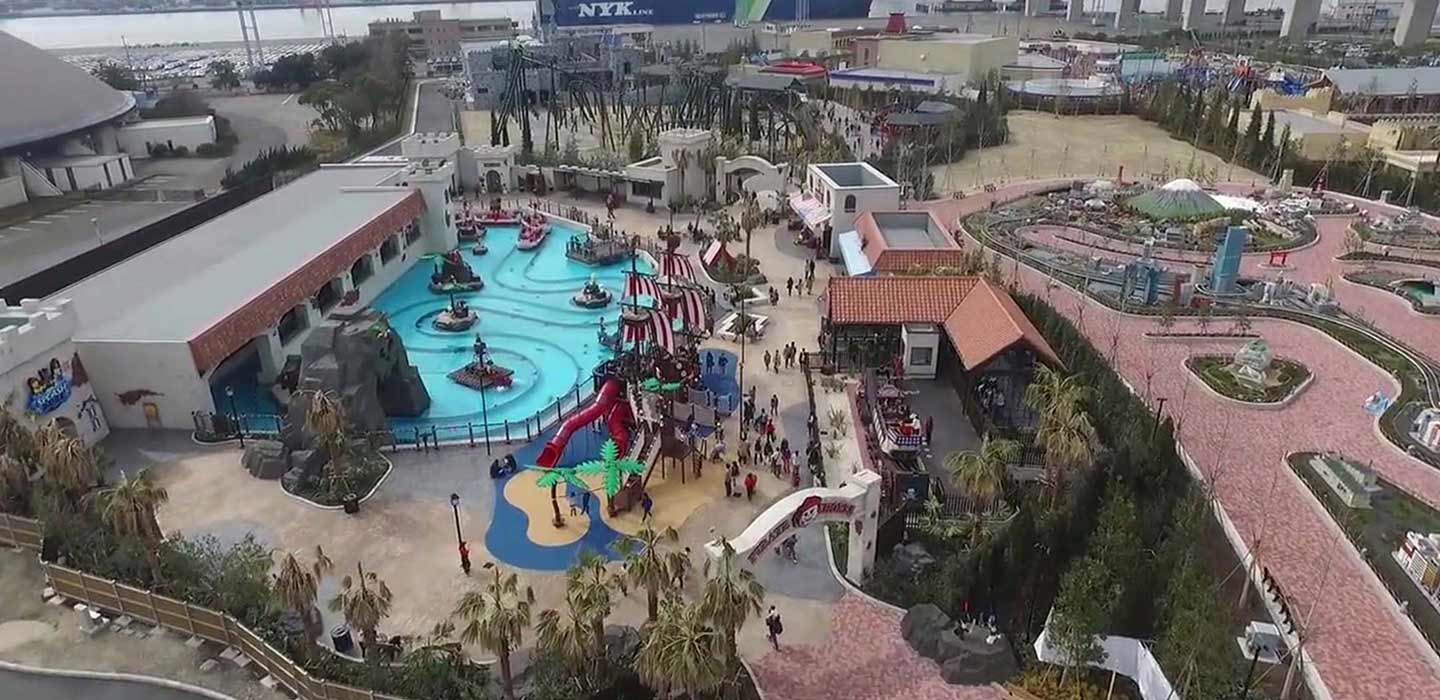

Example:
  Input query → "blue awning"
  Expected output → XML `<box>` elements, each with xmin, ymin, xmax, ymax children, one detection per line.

<box><xmin>838</xmin><ymin>231</ymin><xmax>873</xmax><ymax>277</ymax></box>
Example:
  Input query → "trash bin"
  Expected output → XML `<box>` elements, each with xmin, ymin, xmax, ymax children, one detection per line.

<box><xmin>330</xmin><ymin>625</ymin><xmax>354</xmax><ymax>654</ymax></box>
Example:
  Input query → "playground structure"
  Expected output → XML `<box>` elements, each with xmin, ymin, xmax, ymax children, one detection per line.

<box><xmin>527</xmin><ymin>232</ymin><xmax>722</xmax><ymax>524</ymax></box>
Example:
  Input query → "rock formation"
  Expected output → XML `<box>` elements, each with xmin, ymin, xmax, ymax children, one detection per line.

<box><xmin>901</xmin><ymin>603</ymin><xmax>1017</xmax><ymax>685</ymax></box>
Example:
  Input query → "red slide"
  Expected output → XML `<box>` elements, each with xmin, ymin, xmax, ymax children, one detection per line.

<box><xmin>605</xmin><ymin>399</ymin><xmax>632</xmax><ymax>457</ymax></box>
<box><xmin>536</xmin><ymin>379</ymin><xmax>624</xmax><ymax>468</ymax></box>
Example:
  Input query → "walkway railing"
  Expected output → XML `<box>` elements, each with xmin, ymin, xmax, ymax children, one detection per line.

<box><xmin>195</xmin><ymin>376</ymin><xmax>602</xmax><ymax>452</ymax></box>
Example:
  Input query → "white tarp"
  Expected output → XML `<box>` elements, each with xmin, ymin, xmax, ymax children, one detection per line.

<box><xmin>1034</xmin><ymin>618</ymin><xmax>1180</xmax><ymax>700</ymax></box>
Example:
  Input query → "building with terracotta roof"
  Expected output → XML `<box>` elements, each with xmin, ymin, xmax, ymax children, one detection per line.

<box><xmin>839</xmin><ymin>210</ymin><xmax>969</xmax><ymax>276</ymax></box>
<box><xmin>825</xmin><ymin>275</ymin><xmax>1060</xmax><ymax>430</ymax></box>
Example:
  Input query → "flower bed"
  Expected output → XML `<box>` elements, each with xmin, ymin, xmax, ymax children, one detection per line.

<box><xmin>281</xmin><ymin>449</ymin><xmax>392</xmax><ymax>508</ymax></box>
<box><xmin>1185</xmin><ymin>355</ymin><xmax>1311</xmax><ymax>404</ymax></box>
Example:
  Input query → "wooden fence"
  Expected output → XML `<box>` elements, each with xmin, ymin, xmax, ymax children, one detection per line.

<box><xmin>0</xmin><ymin>512</ymin><xmax>42</xmax><ymax>552</ymax></box>
<box><xmin>26</xmin><ymin>554</ymin><xmax>403</xmax><ymax>700</ymax></box>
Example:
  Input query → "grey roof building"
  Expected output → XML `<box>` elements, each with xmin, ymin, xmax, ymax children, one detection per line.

<box><xmin>1317</xmin><ymin>67</ymin><xmax>1440</xmax><ymax>115</ymax></box>
<box><xmin>0</xmin><ymin>30</ymin><xmax>135</xmax><ymax>152</ymax></box>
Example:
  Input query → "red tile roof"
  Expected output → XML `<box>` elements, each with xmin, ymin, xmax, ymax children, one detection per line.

<box><xmin>871</xmin><ymin>248</ymin><xmax>973</xmax><ymax>273</ymax></box>
<box><xmin>829</xmin><ymin>276</ymin><xmax>1063</xmax><ymax>371</ymax></box>
<box><xmin>943</xmin><ymin>279</ymin><xmax>1064</xmax><ymax>370</ymax></box>
<box><xmin>828</xmin><ymin>276</ymin><xmax>978</xmax><ymax>325</ymax></box>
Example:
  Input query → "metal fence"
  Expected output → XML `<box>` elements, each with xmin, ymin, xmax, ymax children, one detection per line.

<box><xmin>41</xmin><ymin>561</ymin><xmax>405</xmax><ymax>700</ymax></box>
<box><xmin>196</xmin><ymin>376</ymin><xmax>602</xmax><ymax>451</ymax></box>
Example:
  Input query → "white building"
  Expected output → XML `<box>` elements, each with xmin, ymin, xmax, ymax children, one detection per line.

<box><xmin>116</xmin><ymin>116</ymin><xmax>217</xmax><ymax>158</ymax></box>
<box><xmin>1396</xmin><ymin>531</ymin><xmax>1440</xmax><ymax>597</ymax></box>
<box><xmin>790</xmin><ymin>162</ymin><xmax>901</xmax><ymax>258</ymax></box>
<box><xmin>1416</xmin><ymin>406</ymin><xmax>1440</xmax><ymax>450</ymax></box>
<box><xmin>0</xmin><ymin>299</ymin><xmax>109</xmax><ymax>445</ymax></box>
<box><xmin>59</xmin><ymin>158</ymin><xmax>459</xmax><ymax>431</ymax></box>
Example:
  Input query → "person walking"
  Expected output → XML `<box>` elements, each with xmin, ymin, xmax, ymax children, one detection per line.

<box><xmin>706</xmin><ymin>352</ymin><xmax>715</xmax><ymax>375</ymax></box>
<box><xmin>806</xmin><ymin>275</ymin><xmax>814</xmax><ymax>295</ymax></box>
<box><xmin>724</xmin><ymin>467</ymin><xmax>735</xmax><ymax>498</ymax></box>
<box><xmin>581</xmin><ymin>490</ymin><xmax>592</xmax><ymax>515</ymax></box>
<box><xmin>924</xmin><ymin>416</ymin><xmax>935</xmax><ymax>446</ymax></box>
<box><xmin>718</xmin><ymin>354</ymin><xmax>729</xmax><ymax>377</ymax></box>
<box><xmin>770</xmin><ymin>393</ymin><xmax>779</xmax><ymax>416</ymax></box>
<box><xmin>763</xmin><ymin>350</ymin><xmax>772</xmax><ymax>372</ymax></box>
<box><xmin>641</xmin><ymin>493</ymin><xmax>654</xmax><ymax>522</ymax></box>
<box><xmin>765</xmin><ymin>606</ymin><xmax>783</xmax><ymax>650</ymax></box>
<box><xmin>744</xmin><ymin>471</ymin><xmax>757</xmax><ymax>501</ymax></box>
<box><xmin>737</xmin><ymin>437</ymin><xmax>750</xmax><ymax>466</ymax></box>
<box><xmin>786</xmin><ymin>277</ymin><xmax>794</xmax><ymax>296</ymax></box>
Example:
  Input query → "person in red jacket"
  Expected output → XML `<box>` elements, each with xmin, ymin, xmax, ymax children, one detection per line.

<box><xmin>744</xmin><ymin>472</ymin><xmax>758</xmax><ymax>502</ymax></box>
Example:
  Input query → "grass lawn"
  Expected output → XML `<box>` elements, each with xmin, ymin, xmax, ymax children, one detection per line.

<box><xmin>1290</xmin><ymin>452</ymin><xmax>1440</xmax><ymax>656</ymax></box>
<box><xmin>1187</xmin><ymin>355</ymin><xmax>1310</xmax><ymax>403</ymax></box>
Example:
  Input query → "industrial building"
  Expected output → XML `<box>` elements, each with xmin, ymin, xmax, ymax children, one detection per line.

<box><xmin>851</xmin><ymin>32</ymin><xmax>1018</xmax><ymax>87</ymax></box>
<box><xmin>368</xmin><ymin>10</ymin><xmax>516</xmax><ymax>72</ymax></box>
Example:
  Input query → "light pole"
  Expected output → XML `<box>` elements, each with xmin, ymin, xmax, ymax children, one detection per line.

<box><xmin>224</xmin><ymin>385</ymin><xmax>245</xmax><ymax>448</ymax></box>
<box><xmin>450</xmin><ymin>493</ymin><xmax>464</xmax><ymax>544</ymax></box>
<box><xmin>475</xmin><ymin>339</ymin><xmax>491</xmax><ymax>454</ymax></box>
<box><xmin>90</xmin><ymin>217</ymin><xmax>103</xmax><ymax>246</ymax></box>
<box><xmin>1150</xmin><ymin>396</ymin><xmax>1168</xmax><ymax>443</ymax></box>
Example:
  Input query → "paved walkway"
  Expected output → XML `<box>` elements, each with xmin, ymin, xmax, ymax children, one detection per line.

<box><xmin>750</xmin><ymin>595</ymin><xmax>1006</xmax><ymax>700</ymax></box>
<box><xmin>926</xmin><ymin>181</ymin><xmax>1440</xmax><ymax>700</ymax></box>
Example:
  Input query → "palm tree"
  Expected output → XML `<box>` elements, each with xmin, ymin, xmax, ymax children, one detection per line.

<box><xmin>328</xmin><ymin>560</ymin><xmax>393</xmax><ymax>661</ymax></box>
<box><xmin>536</xmin><ymin>587</ymin><xmax>595</xmax><ymax>677</ymax></box>
<box><xmin>566</xmin><ymin>550</ymin><xmax>625</xmax><ymax>654</ymax></box>
<box><xmin>42</xmin><ymin>432</ymin><xmax>97</xmax><ymax>498</ymax></box>
<box><xmin>698</xmin><ymin>539</ymin><xmax>765</xmax><ymax>675</ymax></box>
<box><xmin>89</xmin><ymin>468</ymin><xmax>168</xmax><ymax>583</ymax></box>
<box><xmin>274</xmin><ymin>545</ymin><xmax>334</xmax><ymax>636</ymax></box>
<box><xmin>617</xmin><ymin>525</ymin><xmax>687</xmax><ymax>621</ymax></box>
<box><xmin>535</xmin><ymin>466</ymin><xmax>592</xmax><ymax>528</ymax></box>
<box><xmin>1035</xmin><ymin>401</ymin><xmax>1097</xmax><ymax>500</ymax></box>
<box><xmin>635</xmin><ymin>597</ymin><xmax>725</xmax><ymax>700</ymax></box>
<box><xmin>90</xmin><ymin>469</ymin><xmax>168</xmax><ymax>542</ymax></box>
<box><xmin>709</xmin><ymin>210</ymin><xmax>740</xmax><ymax>259</ymax></box>
<box><xmin>0</xmin><ymin>454</ymin><xmax>30</xmax><ymax>512</ymax></box>
<box><xmin>305</xmin><ymin>390</ymin><xmax>351</xmax><ymax>498</ymax></box>
<box><xmin>574</xmin><ymin>438</ymin><xmax>647</xmax><ymax>511</ymax></box>
<box><xmin>454</xmin><ymin>563</ymin><xmax>534</xmax><ymax>700</ymax></box>
<box><xmin>946</xmin><ymin>436</ymin><xmax>1022</xmax><ymax>504</ymax></box>
<box><xmin>1024</xmin><ymin>365</ymin><xmax>1081</xmax><ymax>428</ymax></box>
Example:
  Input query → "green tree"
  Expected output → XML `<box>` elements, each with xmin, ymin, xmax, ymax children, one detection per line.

<box><xmin>208</xmin><ymin>59</ymin><xmax>241</xmax><ymax>90</ymax></box>
<box><xmin>1243</xmin><ymin>104</ymin><xmax>1263</xmax><ymax>166</ymax></box>
<box><xmin>1259</xmin><ymin>110</ymin><xmax>1276</xmax><ymax>167</ymax></box>
<box><xmin>698</xmin><ymin>539</ymin><xmax>765</xmax><ymax>676</ymax></box>
<box><xmin>1024</xmin><ymin>366</ymin><xmax>1097</xmax><ymax>499</ymax></box>
<box><xmin>635</xmin><ymin>597</ymin><xmax>726</xmax><ymax>699</ymax></box>
<box><xmin>1049</xmin><ymin>555</ymin><xmax>1116</xmax><ymax>682</ymax></box>
<box><xmin>945</xmin><ymin>436</ymin><xmax>1021</xmax><ymax>503</ymax></box>
<box><xmin>90</xmin><ymin>469</ymin><xmax>168</xmax><ymax>543</ymax></box>
<box><xmin>1155</xmin><ymin>493</ymin><xmax>1237</xmax><ymax>699</ymax></box>
<box><xmin>328</xmin><ymin>560</ymin><xmax>393</xmax><ymax>661</ymax></box>
<box><xmin>536</xmin><ymin>551</ymin><xmax>625</xmax><ymax>691</ymax></box>
<box><xmin>92</xmin><ymin>61</ymin><xmax>139</xmax><ymax>90</ymax></box>
<box><xmin>1201</xmin><ymin>88</ymin><xmax>1225</xmax><ymax>147</ymax></box>
<box><xmin>1224</xmin><ymin>99</ymin><xmax>1241</xmax><ymax>155</ymax></box>
<box><xmin>454</xmin><ymin>563</ymin><xmax>534</xmax><ymax>700</ymax></box>
<box><xmin>617</xmin><ymin>525</ymin><xmax>688</xmax><ymax>621</ymax></box>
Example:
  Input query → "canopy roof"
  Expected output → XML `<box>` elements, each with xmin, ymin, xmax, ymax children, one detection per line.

<box><xmin>0</xmin><ymin>31</ymin><xmax>136</xmax><ymax>151</ymax></box>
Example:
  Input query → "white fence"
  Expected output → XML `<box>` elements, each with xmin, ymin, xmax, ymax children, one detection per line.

<box><xmin>1033</xmin><ymin>621</ymin><xmax>1179</xmax><ymax>700</ymax></box>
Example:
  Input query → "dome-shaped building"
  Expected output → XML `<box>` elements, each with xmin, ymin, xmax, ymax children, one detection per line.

<box><xmin>0</xmin><ymin>30</ymin><xmax>138</xmax><ymax>207</ymax></box>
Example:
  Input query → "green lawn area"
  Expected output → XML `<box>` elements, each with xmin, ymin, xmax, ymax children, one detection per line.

<box><xmin>1186</xmin><ymin>355</ymin><xmax>1310</xmax><ymax>403</ymax></box>
<box><xmin>1290</xmin><ymin>452</ymin><xmax>1440</xmax><ymax>655</ymax></box>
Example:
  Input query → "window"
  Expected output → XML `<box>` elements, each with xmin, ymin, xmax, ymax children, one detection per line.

<box><xmin>277</xmin><ymin>304</ymin><xmax>309</xmax><ymax>345</ymax></box>
<box><xmin>380</xmin><ymin>236</ymin><xmax>400</xmax><ymax>264</ymax></box>
<box><xmin>909</xmin><ymin>346</ymin><xmax>933</xmax><ymax>366</ymax></box>
<box><xmin>404</xmin><ymin>223</ymin><xmax>422</xmax><ymax>246</ymax></box>
<box><xmin>843</xmin><ymin>194</ymin><xmax>856</xmax><ymax>213</ymax></box>
<box><xmin>351</xmin><ymin>255</ymin><xmax>374</xmax><ymax>286</ymax></box>
<box><xmin>314</xmin><ymin>279</ymin><xmax>342</xmax><ymax>314</ymax></box>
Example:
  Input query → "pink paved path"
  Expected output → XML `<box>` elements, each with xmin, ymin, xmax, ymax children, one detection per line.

<box><xmin>750</xmin><ymin>594</ymin><xmax>1008</xmax><ymax>700</ymax></box>
<box><xmin>922</xmin><ymin>183</ymin><xmax>1440</xmax><ymax>700</ymax></box>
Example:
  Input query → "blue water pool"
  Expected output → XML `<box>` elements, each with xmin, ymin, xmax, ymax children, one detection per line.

<box><xmin>372</xmin><ymin>222</ymin><xmax>649</xmax><ymax>436</ymax></box>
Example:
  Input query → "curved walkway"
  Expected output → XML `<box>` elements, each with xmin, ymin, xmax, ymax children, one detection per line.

<box><xmin>0</xmin><ymin>665</ymin><xmax>231</xmax><ymax>700</ymax></box>
<box><xmin>926</xmin><ymin>181</ymin><xmax>1440</xmax><ymax>700</ymax></box>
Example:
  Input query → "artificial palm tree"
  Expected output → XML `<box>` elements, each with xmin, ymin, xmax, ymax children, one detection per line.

<box><xmin>635</xmin><ymin>596</ymin><xmax>725</xmax><ymax>700</ymax></box>
<box><xmin>535</xmin><ymin>466</ymin><xmax>593</xmax><ymax>528</ymax></box>
<box><xmin>574</xmin><ymin>438</ymin><xmax>647</xmax><ymax>510</ymax></box>
<box><xmin>274</xmin><ymin>545</ymin><xmax>334</xmax><ymax>635</ymax></box>
<box><xmin>946</xmin><ymin>436</ymin><xmax>1022</xmax><ymax>504</ymax></box>
<box><xmin>617</xmin><ymin>525</ymin><xmax>687</xmax><ymax>621</ymax></box>
<box><xmin>454</xmin><ymin>563</ymin><xmax>534</xmax><ymax>700</ymax></box>
<box><xmin>698</xmin><ymin>539</ymin><xmax>765</xmax><ymax>675</ymax></box>
<box><xmin>328</xmin><ymin>560</ymin><xmax>393</xmax><ymax>661</ymax></box>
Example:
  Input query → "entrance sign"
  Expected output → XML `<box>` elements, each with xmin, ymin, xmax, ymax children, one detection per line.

<box><xmin>707</xmin><ymin>470</ymin><xmax>882</xmax><ymax>581</ymax></box>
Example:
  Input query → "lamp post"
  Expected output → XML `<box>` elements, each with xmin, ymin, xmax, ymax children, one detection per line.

<box><xmin>224</xmin><ymin>385</ymin><xmax>244</xmax><ymax>448</ymax></box>
<box><xmin>475</xmin><ymin>339</ymin><xmax>491</xmax><ymax>455</ymax></box>
<box><xmin>90</xmin><ymin>217</ymin><xmax>103</xmax><ymax>246</ymax></box>
<box><xmin>1150</xmin><ymin>396</ymin><xmax>1168</xmax><ymax>443</ymax></box>
<box><xmin>450</xmin><ymin>492</ymin><xmax>470</xmax><ymax>574</ymax></box>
